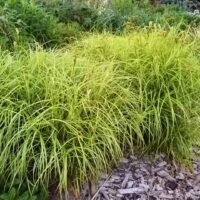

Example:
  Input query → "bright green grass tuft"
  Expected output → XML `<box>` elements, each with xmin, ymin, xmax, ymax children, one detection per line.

<box><xmin>0</xmin><ymin>48</ymin><xmax>140</xmax><ymax>192</ymax></box>
<box><xmin>0</xmin><ymin>27</ymin><xmax>200</xmax><ymax>193</ymax></box>
<box><xmin>72</xmin><ymin>28</ymin><xmax>200</xmax><ymax>158</ymax></box>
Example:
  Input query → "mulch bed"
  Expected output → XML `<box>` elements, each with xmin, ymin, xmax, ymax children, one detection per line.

<box><xmin>77</xmin><ymin>154</ymin><xmax>200</xmax><ymax>200</ymax></box>
<box><xmin>49</xmin><ymin>152</ymin><xmax>200</xmax><ymax>200</ymax></box>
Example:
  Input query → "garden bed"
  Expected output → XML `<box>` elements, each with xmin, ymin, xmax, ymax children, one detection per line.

<box><xmin>77</xmin><ymin>153</ymin><xmax>200</xmax><ymax>200</ymax></box>
<box><xmin>1</xmin><ymin>1</ymin><xmax>200</xmax><ymax>199</ymax></box>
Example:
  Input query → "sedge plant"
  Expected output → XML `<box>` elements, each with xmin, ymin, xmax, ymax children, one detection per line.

<box><xmin>0</xmin><ymin>26</ymin><xmax>200</xmax><ymax>195</ymax></box>
<box><xmin>72</xmin><ymin>26</ymin><xmax>200</xmax><ymax>159</ymax></box>
<box><xmin>0</xmin><ymin>47</ymin><xmax>140</xmax><ymax>193</ymax></box>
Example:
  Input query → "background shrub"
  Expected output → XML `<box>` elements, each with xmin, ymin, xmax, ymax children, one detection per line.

<box><xmin>41</xmin><ymin>1</ymin><xmax>98</xmax><ymax>30</ymax></box>
<box><xmin>0</xmin><ymin>188</ymin><xmax>39</xmax><ymax>200</ymax></box>
<box><xmin>42</xmin><ymin>1</ymin><xmax>200</xmax><ymax>34</ymax></box>
<box><xmin>1</xmin><ymin>0</ymin><xmax>199</xmax><ymax>50</ymax></box>
<box><xmin>0</xmin><ymin>0</ymin><xmax>65</xmax><ymax>49</ymax></box>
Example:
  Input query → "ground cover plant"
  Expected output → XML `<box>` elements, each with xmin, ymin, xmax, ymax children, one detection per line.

<box><xmin>0</xmin><ymin>187</ymin><xmax>38</xmax><ymax>200</ymax></box>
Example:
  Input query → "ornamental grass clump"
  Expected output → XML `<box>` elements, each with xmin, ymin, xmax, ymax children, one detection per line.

<box><xmin>0</xmin><ymin>48</ymin><xmax>140</xmax><ymax>192</ymax></box>
<box><xmin>0</xmin><ymin>27</ymin><xmax>200</xmax><ymax>193</ymax></box>
<box><xmin>72</xmin><ymin>28</ymin><xmax>200</xmax><ymax>158</ymax></box>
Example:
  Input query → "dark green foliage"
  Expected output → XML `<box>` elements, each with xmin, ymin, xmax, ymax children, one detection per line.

<box><xmin>48</xmin><ymin>3</ymin><xmax>98</xmax><ymax>30</ymax></box>
<box><xmin>0</xmin><ymin>188</ymin><xmax>47</xmax><ymax>200</ymax></box>
<box><xmin>0</xmin><ymin>0</ymin><xmax>199</xmax><ymax>51</ymax></box>
<box><xmin>116</xmin><ymin>4</ymin><xmax>200</xmax><ymax>29</ymax></box>
<box><xmin>42</xmin><ymin>2</ymin><xmax>124</xmax><ymax>32</ymax></box>
<box><xmin>0</xmin><ymin>2</ymin><xmax>28</xmax><ymax>49</ymax></box>
<box><xmin>41</xmin><ymin>1</ymin><xmax>130</xmax><ymax>32</ymax></box>
<box><xmin>0</xmin><ymin>188</ymin><xmax>38</xmax><ymax>200</ymax></box>
<box><xmin>0</xmin><ymin>0</ymin><xmax>65</xmax><ymax>49</ymax></box>
<box><xmin>43</xmin><ymin>1</ymin><xmax>200</xmax><ymax>33</ymax></box>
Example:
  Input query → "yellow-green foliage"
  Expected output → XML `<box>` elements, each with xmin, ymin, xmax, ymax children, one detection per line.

<box><xmin>72</xmin><ymin>27</ymin><xmax>200</xmax><ymax>157</ymax></box>
<box><xmin>0</xmin><ymin>28</ymin><xmax>200</xmax><ymax>193</ymax></box>
<box><xmin>0</xmin><ymin>48</ymin><xmax>139</xmax><ymax>191</ymax></box>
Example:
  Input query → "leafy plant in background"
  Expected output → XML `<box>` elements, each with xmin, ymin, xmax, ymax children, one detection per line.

<box><xmin>0</xmin><ymin>0</ymin><xmax>66</xmax><ymax>50</ymax></box>
<box><xmin>0</xmin><ymin>0</ymin><xmax>199</xmax><ymax>50</ymax></box>
<box><xmin>127</xmin><ymin>5</ymin><xmax>200</xmax><ymax>30</ymax></box>
<box><xmin>110</xmin><ymin>0</ymin><xmax>148</xmax><ymax>16</ymax></box>
<box><xmin>0</xmin><ymin>187</ymin><xmax>47</xmax><ymax>200</ymax></box>
<box><xmin>42</xmin><ymin>0</ymin><xmax>200</xmax><ymax>34</ymax></box>
<box><xmin>41</xmin><ymin>0</ymin><xmax>131</xmax><ymax>32</ymax></box>
<box><xmin>0</xmin><ymin>188</ymin><xmax>37</xmax><ymax>200</ymax></box>
<box><xmin>41</xmin><ymin>1</ymin><xmax>96</xmax><ymax>30</ymax></box>
<box><xmin>0</xmin><ymin>3</ymin><xmax>29</xmax><ymax>49</ymax></box>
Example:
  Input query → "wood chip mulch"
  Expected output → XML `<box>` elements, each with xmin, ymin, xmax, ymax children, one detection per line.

<box><xmin>78</xmin><ymin>154</ymin><xmax>200</xmax><ymax>200</ymax></box>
